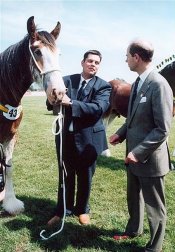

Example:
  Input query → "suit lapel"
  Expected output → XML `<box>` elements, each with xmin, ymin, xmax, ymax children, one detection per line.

<box><xmin>80</xmin><ymin>77</ymin><xmax>97</xmax><ymax>100</ymax></box>
<box><xmin>128</xmin><ymin>72</ymin><xmax>153</xmax><ymax>124</ymax></box>
<box><xmin>68</xmin><ymin>75</ymin><xmax>97</xmax><ymax>101</ymax></box>
<box><xmin>69</xmin><ymin>74</ymin><xmax>81</xmax><ymax>100</ymax></box>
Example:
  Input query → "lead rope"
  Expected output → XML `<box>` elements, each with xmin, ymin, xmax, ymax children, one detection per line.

<box><xmin>40</xmin><ymin>105</ymin><xmax>67</xmax><ymax>240</ymax></box>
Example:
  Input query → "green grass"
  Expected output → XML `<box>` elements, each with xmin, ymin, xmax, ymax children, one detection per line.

<box><xmin>0</xmin><ymin>96</ymin><xmax>175</xmax><ymax>252</ymax></box>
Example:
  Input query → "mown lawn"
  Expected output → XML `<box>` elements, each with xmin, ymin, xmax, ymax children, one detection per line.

<box><xmin>0</xmin><ymin>96</ymin><xmax>175</xmax><ymax>252</ymax></box>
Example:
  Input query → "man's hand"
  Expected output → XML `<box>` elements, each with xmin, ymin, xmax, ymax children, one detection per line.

<box><xmin>109</xmin><ymin>134</ymin><xmax>120</xmax><ymax>145</ymax></box>
<box><xmin>61</xmin><ymin>94</ymin><xmax>72</xmax><ymax>106</ymax></box>
<box><xmin>125</xmin><ymin>152</ymin><xmax>138</xmax><ymax>164</ymax></box>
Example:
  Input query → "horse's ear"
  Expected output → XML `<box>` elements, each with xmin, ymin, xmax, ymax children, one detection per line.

<box><xmin>51</xmin><ymin>22</ymin><xmax>61</xmax><ymax>40</ymax></box>
<box><xmin>27</xmin><ymin>16</ymin><xmax>37</xmax><ymax>43</ymax></box>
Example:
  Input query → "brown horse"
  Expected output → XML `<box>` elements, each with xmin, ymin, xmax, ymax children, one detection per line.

<box><xmin>101</xmin><ymin>79</ymin><xmax>131</xmax><ymax>156</ymax></box>
<box><xmin>0</xmin><ymin>16</ymin><xmax>66</xmax><ymax>215</ymax></box>
<box><xmin>103</xmin><ymin>78</ymin><xmax>131</xmax><ymax>120</ymax></box>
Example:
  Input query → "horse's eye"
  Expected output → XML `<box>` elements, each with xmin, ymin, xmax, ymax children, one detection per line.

<box><xmin>34</xmin><ymin>49</ymin><xmax>42</xmax><ymax>57</ymax></box>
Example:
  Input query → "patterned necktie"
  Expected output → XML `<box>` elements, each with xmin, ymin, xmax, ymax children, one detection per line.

<box><xmin>130</xmin><ymin>77</ymin><xmax>140</xmax><ymax>113</ymax></box>
<box><xmin>77</xmin><ymin>80</ymin><xmax>86</xmax><ymax>100</ymax></box>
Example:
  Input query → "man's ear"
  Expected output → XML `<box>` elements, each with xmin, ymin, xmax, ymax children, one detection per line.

<box><xmin>134</xmin><ymin>53</ymin><xmax>140</xmax><ymax>61</ymax></box>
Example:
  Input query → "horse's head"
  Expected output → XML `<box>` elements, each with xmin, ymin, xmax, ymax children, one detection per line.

<box><xmin>27</xmin><ymin>16</ymin><xmax>66</xmax><ymax>104</ymax></box>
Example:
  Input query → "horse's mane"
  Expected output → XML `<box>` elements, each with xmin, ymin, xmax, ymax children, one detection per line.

<box><xmin>0</xmin><ymin>36</ymin><xmax>29</xmax><ymax>104</ymax></box>
<box><xmin>0</xmin><ymin>30</ymin><xmax>56</xmax><ymax>105</ymax></box>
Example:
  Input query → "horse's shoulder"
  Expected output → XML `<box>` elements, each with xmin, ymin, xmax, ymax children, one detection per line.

<box><xmin>109</xmin><ymin>79</ymin><xmax>131</xmax><ymax>95</ymax></box>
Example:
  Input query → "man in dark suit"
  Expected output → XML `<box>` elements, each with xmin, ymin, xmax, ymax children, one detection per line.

<box><xmin>47</xmin><ymin>50</ymin><xmax>111</xmax><ymax>226</ymax></box>
<box><xmin>109</xmin><ymin>39</ymin><xmax>173</xmax><ymax>252</ymax></box>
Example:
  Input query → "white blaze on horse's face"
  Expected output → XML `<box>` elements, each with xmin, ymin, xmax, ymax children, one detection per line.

<box><xmin>38</xmin><ymin>42</ymin><xmax>65</xmax><ymax>104</ymax></box>
<box><xmin>31</xmin><ymin>40</ymin><xmax>66</xmax><ymax>105</ymax></box>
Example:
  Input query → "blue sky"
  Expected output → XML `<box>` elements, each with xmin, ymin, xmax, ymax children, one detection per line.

<box><xmin>0</xmin><ymin>0</ymin><xmax>175</xmax><ymax>82</ymax></box>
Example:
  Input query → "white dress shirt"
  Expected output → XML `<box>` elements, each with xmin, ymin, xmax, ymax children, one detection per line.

<box><xmin>137</xmin><ymin>66</ymin><xmax>155</xmax><ymax>93</ymax></box>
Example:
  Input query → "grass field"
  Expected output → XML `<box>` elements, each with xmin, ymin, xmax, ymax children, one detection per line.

<box><xmin>0</xmin><ymin>96</ymin><xmax>175</xmax><ymax>252</ymax></box>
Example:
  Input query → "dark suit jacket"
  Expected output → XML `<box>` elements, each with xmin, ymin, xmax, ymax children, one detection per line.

<box><xmin>117</xmin><ymin>70</ymin><xmax>173</xmax><ymax>177</ymax></box>
<box><xmin>59</xmin><ymin>74</ymin><xmax>111</xmax><ymax>157</ymax></box>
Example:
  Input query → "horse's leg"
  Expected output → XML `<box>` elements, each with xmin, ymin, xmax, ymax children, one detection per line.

<box><xmin>101</xmin><ymin>114</ymin><xmax>111</xmax><ymax>157</ymax></box>
<box><xmin>2</xmin><ymin>137</ymin><xmax>24</xmax><ymax>215</ymax></box>
<box><xmin>101</xmin><ymin>111</ymin><xmax>118</xmax><ymax>157</ymax></box>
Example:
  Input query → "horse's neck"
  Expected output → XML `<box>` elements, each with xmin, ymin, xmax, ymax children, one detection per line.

<box><xmin>0</xmin><ymin>38</ymin><xmax>33</xmax><ymax>106</ymax></box>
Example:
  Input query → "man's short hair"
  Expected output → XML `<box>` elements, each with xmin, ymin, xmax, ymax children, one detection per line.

<box><xmin>83</xmin><ymin>50</ymin><xmax>102</xmax><ymax>62</ymax></box>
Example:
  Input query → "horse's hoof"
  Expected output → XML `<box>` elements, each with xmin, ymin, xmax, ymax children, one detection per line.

<box><xmin>2</xmin><ymin>198</ymin><xmax>25</xmax><ymax>215</ymax></box>
<box><xmin>0</xmin><ymin>210</ymin><xmax>13</xmax><ymax>217</ymax></box>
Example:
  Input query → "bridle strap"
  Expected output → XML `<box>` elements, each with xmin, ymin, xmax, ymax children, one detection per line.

<box><xmin>28</xmin><ymin>41</ymin><xmax>61</xmax><ymax>76</ymax></box>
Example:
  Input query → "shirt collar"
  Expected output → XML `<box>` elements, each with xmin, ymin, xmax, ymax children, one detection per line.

<box><xmin>139</xmin><ymin>66</ymin><xmax>154</xmax><ymax>83</ymax></box>
<box><xmin>80</xmin><ymin>76</ymin><xmax>93</xmax><ymax>84</ymax></box>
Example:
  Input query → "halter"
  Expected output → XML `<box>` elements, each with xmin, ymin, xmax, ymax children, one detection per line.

<box><xmin>28</xmin><ymin>41</ymin><xmax>61</xmax><ymax>77</ymax></box>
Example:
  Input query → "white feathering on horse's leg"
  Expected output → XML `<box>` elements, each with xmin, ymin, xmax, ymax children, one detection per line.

<box><xmin>2</xmin><ymin>139</ymin><xmax>24</xmax><ymax>215</ymax></box>
<box><xmin>2</xmin><ymin>164</ymin><xmax>24</xmax><ymax>215</ymax></box>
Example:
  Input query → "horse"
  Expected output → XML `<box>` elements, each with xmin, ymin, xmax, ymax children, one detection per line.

<box><xmin>159</xmin><ymin>60</ymin><xmax>175</xmax><ymax>102</ymax></box>
<box><xmin>100</xmin><ymin>79</ymin><xmax>131</xmax><ymax>156</ymax></box>
<box><xmin>159</xmin><ymin>60</ymin><xmax>175</xmax><ymax>157</ymax></box>
<box><xmin>102</xmin><ymin>61</ymin><xmax>175</xmax><ymax>157</ymax></box>
<box><xmin>0</xmin><ymin>16</ymin><xmax>66</xmax><ymax>215</ymax></box>
<box><xmin>103</xmin><ymin>78</ymin><xmax>131</xmax><ymax>122</ymax></box>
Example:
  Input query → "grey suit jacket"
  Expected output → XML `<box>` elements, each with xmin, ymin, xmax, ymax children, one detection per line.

<box><xmin>117</xmin><ymin>70</ymin><xmax>173</xmax><ymax>177</ymax></box>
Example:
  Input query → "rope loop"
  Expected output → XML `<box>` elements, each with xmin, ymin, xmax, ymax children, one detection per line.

<box><xmin>52</xmin><ymin>106</ymin><xmax>64</xmax><ymax>135</ymax></box>
<box><xmin>40</xmin><ymin>163</ymin><xmax>66</xmax><ymax>240</ymax></box>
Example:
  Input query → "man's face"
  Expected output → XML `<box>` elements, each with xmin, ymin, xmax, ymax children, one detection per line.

<box><xmin>81</xmin><ymin>54</ymin><xmax>101</xmax><ymax>78</ymax></box>
<box><xmin>126</xmin><ymin>47</ymin><xmax>137</xmax><ymax>72</ymax></box>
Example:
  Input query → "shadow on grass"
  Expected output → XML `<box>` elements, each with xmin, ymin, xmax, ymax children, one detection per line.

<box><xmin>97</xmin><ymin>155</ymin><xmax>126</xmax><ymax>171</ymax></box>
<box><xmin>98</xmin><ymin>155</ymin><xmax>175</xmax><ymax>172</ymax></box>
<box><xmin>3</xmin><ymin>196</ymin><xmax>141</xmax><ymax>252</ymax></box>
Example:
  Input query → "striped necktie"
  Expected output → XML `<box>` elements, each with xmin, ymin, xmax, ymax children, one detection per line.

<box><xmin>77</xmin><ymin>80</ymin><xmax>86</xmax><ymax>100</ymax></box>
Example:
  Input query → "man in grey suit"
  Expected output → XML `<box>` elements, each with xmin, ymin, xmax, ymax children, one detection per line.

<box><xmin>47</xmin><ymin>50</ymin><xmax>111</xmax><ymax>227</ymax></box>
<box><xmin>109</xmin><ymin>39</ymin><xmax>173</xmax><ymax>252</ymax></box>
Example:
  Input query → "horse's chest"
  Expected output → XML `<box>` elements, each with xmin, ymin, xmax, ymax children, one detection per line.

<box><xmin>0</xmin><ymin>114</ymin><xmax>23</xmax><ymax>143</ymax></box>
